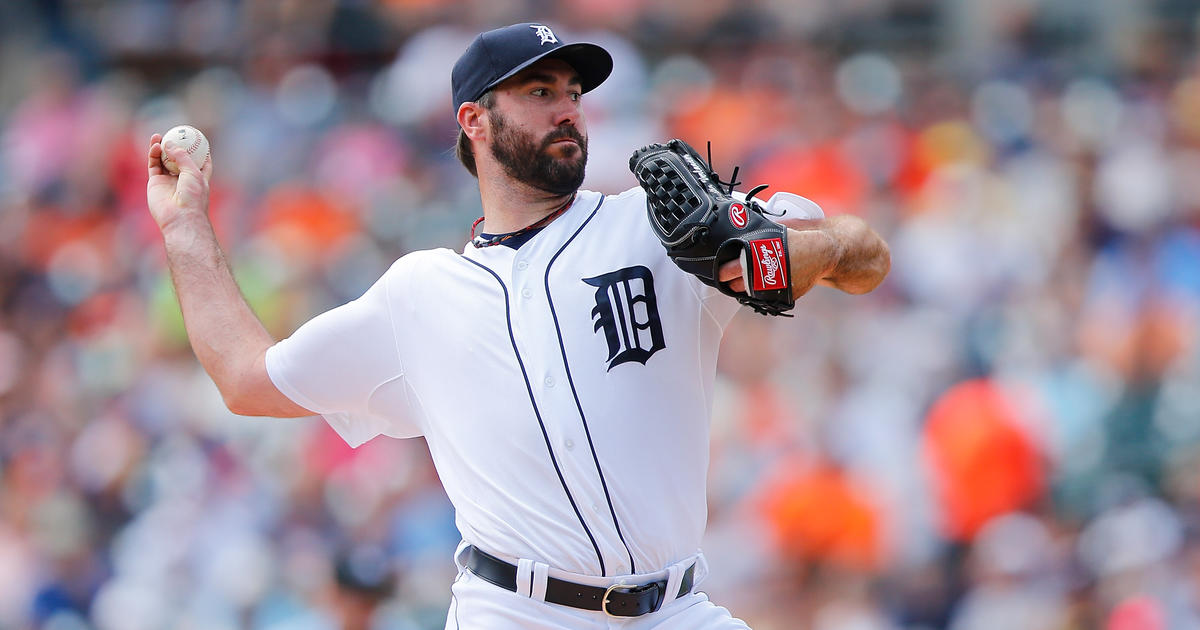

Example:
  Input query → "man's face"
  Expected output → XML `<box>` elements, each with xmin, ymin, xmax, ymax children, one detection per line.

<box><xmin>486</xmin><ymin>59</ymin><xmax>588</xmax><ymax>195</ymax></box>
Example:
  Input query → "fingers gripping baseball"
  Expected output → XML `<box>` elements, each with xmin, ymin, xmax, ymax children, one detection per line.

<box><xmin>146</xmin><ymin>132</ymin><xmax>213</xmax><ymax>232</ymax></box>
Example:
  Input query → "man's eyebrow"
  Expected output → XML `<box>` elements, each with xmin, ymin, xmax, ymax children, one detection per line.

<box><xmin>515</xmin><ymin>71</ymin><xmax>583</xmax><ymax>88</ymax></box>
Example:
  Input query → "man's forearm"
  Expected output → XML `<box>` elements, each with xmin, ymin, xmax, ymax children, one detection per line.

<box><xmin>815</xmin><ymin>215</ymin><xmax>890</xmax><ymax>294</ymax></box>
<box><xmin>161</xmin><ymin>214</ymin><xmax>275</xmax><ymax>405</ymax></box>
<box><xmin>784</xmin><ymin>215</ymin><xmax>890</xmax><ymax>295</ymax></box>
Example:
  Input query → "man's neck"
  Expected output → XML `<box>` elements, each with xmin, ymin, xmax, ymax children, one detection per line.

<box><xmin>477</xmin><ymin>173</ymin><xmax>577</xmax><ymax>235</ymax></box>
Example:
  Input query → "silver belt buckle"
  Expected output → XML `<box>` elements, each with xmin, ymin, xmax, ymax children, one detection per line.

<box><xmin>601</xmin><ymin>582</ymin><xmax>636</xmax><ymax>617</ymax></box>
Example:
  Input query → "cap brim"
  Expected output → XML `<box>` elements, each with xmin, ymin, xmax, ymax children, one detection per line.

<box><xmin>481</xmin><ymin>42</ymin><xmax>613</xmax><ymax>98</ymax></box>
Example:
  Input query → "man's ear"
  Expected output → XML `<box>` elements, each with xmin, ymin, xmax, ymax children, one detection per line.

<box><xmin>458</xmin><ymin>102</ymin><xmax>487</xmax><ymax>141</ymax></box>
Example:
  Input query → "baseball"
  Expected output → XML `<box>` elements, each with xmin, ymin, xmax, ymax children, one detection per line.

<box><xmin>159</xmin><ymin>124</ymin><xmax>210</xmax><ymax>175</ymax></box>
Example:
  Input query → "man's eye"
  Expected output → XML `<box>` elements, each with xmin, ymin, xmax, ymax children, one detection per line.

<box><xmin>570</xmin><ymin>92</ymin><xmax>581</xmax><ymax>101</ymax></box>
<box><xmin>532</xmin><ymin>88</ymin><xmax>548</xmax><ymax>96</ymax></box>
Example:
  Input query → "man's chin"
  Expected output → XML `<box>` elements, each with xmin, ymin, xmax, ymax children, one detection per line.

<box><xmin>532</xmin><ymin>165</ymin><xmax>586</xmax><ymax>195</ymax></box>
<box><xmin>547</xmin><ymin>138</ymin><xmax>585</xmax><ymax>155</ymax></box>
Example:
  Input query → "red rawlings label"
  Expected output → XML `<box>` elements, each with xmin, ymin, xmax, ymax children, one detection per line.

<box><xmin>749</xmin><ymin>238</ymin><xmax>788</xmax><ymax>292</ymax></box>
<box><xmin>729</xmin><ymin>203</ymin><xmax>748</xmax><ymax>229</ymax></box>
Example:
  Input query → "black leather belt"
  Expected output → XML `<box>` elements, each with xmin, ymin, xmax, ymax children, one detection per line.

<box><xmin>464</xmin><ymin>545</ymin><xmax>695</xmax><ymax>617</ymax></box>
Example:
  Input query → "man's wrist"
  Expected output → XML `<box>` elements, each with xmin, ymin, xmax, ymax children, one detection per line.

<box><xmin>787</xmin><ymin>227</ymin><xmax>839</xmax><ymax>278</ymax></box>
<box><xmin>160</xmin><ymin>211</ymin><xmax>215</xmax><ymax>243</ymax></box>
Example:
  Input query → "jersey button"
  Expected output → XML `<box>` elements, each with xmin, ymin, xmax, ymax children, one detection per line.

<box><xmin>521</xmin><ymin>288</ymin><xmax>533</xmax><ymax>298</ymax></box>
<box><xmin>516</xmin><ymin>260</ymin><xmax>529</xmax><ymax>270</ymax></box>
<box><xmin>564</xmin><ymin>438</ymin><xmax>574</xmax><ymax>450</ymax></box>
<box><xmin>544</xmin><ymin>376</ymin><xmax>555</xmax><ymax>387</ymax></box>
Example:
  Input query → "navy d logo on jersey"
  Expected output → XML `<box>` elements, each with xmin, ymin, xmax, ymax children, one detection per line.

<box><xmin>584</xmin><ymin>266</ymin><xmax>665</xmax><ymax>371</ymax></box>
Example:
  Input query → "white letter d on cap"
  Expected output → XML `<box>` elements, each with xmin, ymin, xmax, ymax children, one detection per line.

<box><xmin>530</xmin><ymin>24</ymin><xmax>558</xmax><ymax>45</ymax></box>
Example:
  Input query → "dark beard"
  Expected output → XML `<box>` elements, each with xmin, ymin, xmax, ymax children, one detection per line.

<box><xmin>488</xmin><ymin>110</ymin><xmax>587</xmax><ymax>195</ymax></box>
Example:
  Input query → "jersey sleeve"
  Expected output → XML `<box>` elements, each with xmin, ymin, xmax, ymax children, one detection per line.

<box><xmin>761</xmin><ymin>191</ymin><xmax>825</xmax><ymax>221</ymax></box>
<box><xmin>265</xmin><ymin>262</ymin><xmax>420</xmax><ymax>446</ymax></box>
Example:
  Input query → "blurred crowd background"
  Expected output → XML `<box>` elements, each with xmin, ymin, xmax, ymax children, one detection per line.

<box><xmin>2</xmin><ymin>0</ymin><xmax>1200</xmax><ymax>629</ymax></box>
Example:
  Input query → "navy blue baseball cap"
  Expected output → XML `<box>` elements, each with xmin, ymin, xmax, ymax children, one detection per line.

<box><xmin>451</xmin><ymin>23</ymin><xmax>613</xmax><ymax>113</ymax></box>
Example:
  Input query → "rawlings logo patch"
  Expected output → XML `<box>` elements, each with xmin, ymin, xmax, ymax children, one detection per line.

<box><xmin>749</xmin><ymin>238</ymin><xmax>787</xmax><ymax>291</ymax></box>
<box><xmin>729</xmin><ymin>203</ymin><xmax>747</xmax><ymax>229</ymax></box>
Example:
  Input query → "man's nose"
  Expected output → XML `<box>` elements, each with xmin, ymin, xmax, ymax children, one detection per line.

<box><xmin>552</xmin><ymin>96</ymin><xmax>579</xmax><ymax>128</ymax></box>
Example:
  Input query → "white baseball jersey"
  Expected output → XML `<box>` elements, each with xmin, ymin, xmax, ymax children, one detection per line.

<box><xmin>265</xmin><ymin>187</ymin><xmax>822</xmax><ymax>580</ymax></box>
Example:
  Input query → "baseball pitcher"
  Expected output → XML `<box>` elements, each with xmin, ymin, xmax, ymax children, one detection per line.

<box><xmin>145</xmin><ymin>22</ymin><xmax>890</xmax><ymax>630</ymax></box>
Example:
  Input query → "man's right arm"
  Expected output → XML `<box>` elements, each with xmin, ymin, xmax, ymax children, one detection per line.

<box><xmin>146</xmin><ymin>134</ymin><xmax>312</xmax><ymax>418</ymax></box>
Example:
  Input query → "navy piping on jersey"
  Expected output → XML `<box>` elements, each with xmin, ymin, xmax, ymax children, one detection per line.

<box><xmin>458</xmin><ymin>254</ymin><xmax>608</xmax><ymax>576</ymax></box>
<box><xmin>543</xmin><ymin>194</ymin><xmax>639</xmax><ymax>576</ymax></box>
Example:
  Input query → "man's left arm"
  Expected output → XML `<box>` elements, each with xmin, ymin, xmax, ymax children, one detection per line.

<box><xmin>718</xmin><ymin>215</ymin><xmax>891</xmax><ymax>298</ymax></box>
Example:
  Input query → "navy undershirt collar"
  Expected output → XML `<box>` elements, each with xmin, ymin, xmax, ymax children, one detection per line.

<box><xmin>478</xmin><ymin>228</ymin><xmax>545</xmax><ymax>249</ymax></box>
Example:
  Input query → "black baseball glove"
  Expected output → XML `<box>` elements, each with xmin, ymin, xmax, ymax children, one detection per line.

<box><xmin>629</xmin><ymin>139</ymin><xmax>795</xmax><ymax>316</ymax></box>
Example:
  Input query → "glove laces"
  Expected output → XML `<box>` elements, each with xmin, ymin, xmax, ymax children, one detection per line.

<box><xmin>666</xmin><ymin>142</ymin><xmax>776</xmax><ymax>249</ymax></box>
<box><xmin>704</xmin><ymin>141</ymin><xmax>773</xmax><ymax>208</ymax></box>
